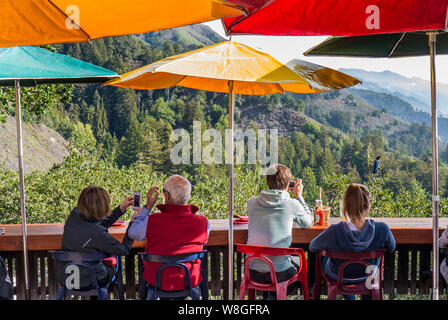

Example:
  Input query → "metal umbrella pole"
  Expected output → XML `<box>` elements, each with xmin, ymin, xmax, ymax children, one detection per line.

<box><xmin>15</xmin><ymin>80</ymin><xmax>30</xmax><ymax>300</ymax></box>
<box><xmin>429</xmin><ymin>32</ymin><xmax>439</xmax><ymax>300</ymax></box>
<box><xmin>227</xmin><ymin>80</ymin><xmax>235</xmax><ymax>300</ymax></box>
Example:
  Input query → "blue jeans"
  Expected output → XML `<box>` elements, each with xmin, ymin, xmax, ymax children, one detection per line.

<box><xmin>146</xmin><ymin>285</ymin><xmax>200</xmax><ymax>300</ymax></box>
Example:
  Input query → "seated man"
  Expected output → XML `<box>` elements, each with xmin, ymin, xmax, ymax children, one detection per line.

<box><xmin>247</xmin><ymin>163</ymin><xmax>314</xmax><ymax>299</ymax></box>
<box><xmin>128</xmin><ymin>175</ymin><xmax>209</xmax><ymax>299</ymax></box>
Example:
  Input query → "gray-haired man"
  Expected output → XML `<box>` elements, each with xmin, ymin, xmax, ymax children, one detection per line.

<box><xmin>128</xmin><ymin>175</ymin><xmax>210</xmax><ymax>300</ymax></box>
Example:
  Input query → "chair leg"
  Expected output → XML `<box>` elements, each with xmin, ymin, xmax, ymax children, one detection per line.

<box><xmin>327</xmin><ymin>285</ymin><xmax>338</xmax><ymax>300</ymax></box>
<box><xmin>275</xmin><ymin>282</ymin><xmax>288</xmax><ymax>300</ymax></box>
<box><xmin>371</xmin><ymin>288</ymin><xmax>381</xmax><ymax>300</ymax></box>
<box><xmin>313</xmin><ymin>279</ymin><xmax>322</xmax><ymax>300</ymax></box>
<box><xmin>248</xmin><ymin>288</ymin><xmax>256</xmax><ymax>300</ymax></box>
<box><xmin>56</xmin><ymin>287</ymin><xmax>65</xmax><ymax>300</ymax></box>
<box><xmin>239</xmin><ymin>280</ymin><xmax>247</xmax><ymax>300</ymax></box>
<box><xmin>302</xmin><ymin>280</ymin><xmax>310</xmax><ymax>300</ymax></box>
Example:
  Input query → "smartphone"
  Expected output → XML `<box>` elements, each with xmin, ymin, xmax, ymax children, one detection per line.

<box><xmin>289</xmin><ymin>179</ymin><xmax>302</xmax><ymax>189</ymax></box>
<box><xmin>133</xmin><ymin>192</ymin><xmax>141</xmax><ymax>210</ymax></box>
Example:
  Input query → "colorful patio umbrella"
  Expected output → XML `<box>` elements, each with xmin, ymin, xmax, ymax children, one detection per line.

<box><xmin>223</xmin><ymin>0</ymin><xmax>448</xmax><ymax>36</ymax></box>
<box><xmin>304</xmin><ymin>31</ymin><xmax>445</xmax><ymax>299</ymax></box>
<box><xmin>105</xmin><ymin>40</ymin><xmax>360</xmax><ymax>299</ymax></box>
<box><xmin>0</xmin><ymin>46</ymin><xmax>119</xmax><ymax>299</ymax></box>
<box><xmin>222</xmin><ymin>0</ymin><xmax>448</xmax><ymax>301</ymax></box>
<box><xmin>0</xmin><ymin>0</ymin><xmax>244</xmax><ymax>47</ymax></box>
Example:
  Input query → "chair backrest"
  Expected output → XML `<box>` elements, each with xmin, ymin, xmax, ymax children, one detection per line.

<box><xmin>236</xmin><ymin>244</ymin><xmax>304</xmax><ymax>256</ymax></box>
<box><xmin>236</xmin><ymin>244</ymin><xmax>306</xmax><ymax>287</ymax></box>
<box><xmin>50</xmin><ymin>250</ymin><xmax>110</xmax><ymax>297</ymax></box>
<box><xmin>321</xmin><ymin>250</ymin><xmax>386</xmax><ymax>289</ymax></box>
<box><xmin>139</xmin><ymin>251</ymin><xmax>206</xmax><ymax>299</ymax></box>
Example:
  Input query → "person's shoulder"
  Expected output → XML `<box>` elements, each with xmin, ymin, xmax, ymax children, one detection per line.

<box><xmin>195</xmin><ymin>213</ymin><xmax>208</xmax><ymax>222</ymax></box>
<box><xmin>247</xmin><ymin>196</ymin><xmax>259</xmax><ymax>208</ymax></box>
<box><xmin>370</xmin><ymin>219</ymin><xmax>390</xmax><ymax>228</ymax></box>
<box><xmin>147</xmin><ymin>211</ymin><xmax>163</xmax><ymax>220</ymax></box>
<box><xmin>327</xmin><ymin>221</ymin><xmax>345</xmax><ymax>231</ymax></box>
<box><xmin>369</xmin><ymin>219</ymin><xmax>392</xmax><ymax>233</ymax></box>
<box><xmin>318</xmin><ymin>221</ymin><xmax>346</xmax><ymax>235</ymax></box>
<box><xmin>248</xmin><ymin>195</ymin><xmax>259</xmax><ymax>203</ymax></box>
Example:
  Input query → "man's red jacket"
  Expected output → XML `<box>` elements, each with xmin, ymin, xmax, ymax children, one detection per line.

<box><xmin>144</xmin><ymin>203</ymin><xmax>209</xmax><ymax>291</ymax></box>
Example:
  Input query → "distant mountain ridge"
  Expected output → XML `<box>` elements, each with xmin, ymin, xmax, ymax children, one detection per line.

<box><xmin>339</xmin><ymin>68</ymin><xmax>448</xmax><ymax>116</ymax></box>
<box><xmin>137</xmin><ymin>24</ymin><xmax>225</xmax><ymax>50</ymax></box>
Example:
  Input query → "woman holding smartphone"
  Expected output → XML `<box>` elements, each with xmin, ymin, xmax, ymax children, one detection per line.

<box><xmin>59</xmin><ymin>186</ymin><xmax>137</xmax><ymax>290</ymax></box>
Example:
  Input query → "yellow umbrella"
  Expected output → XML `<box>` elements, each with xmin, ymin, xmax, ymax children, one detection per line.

<box><xmin>0</xmin><ymin>0</ymin><xmax>243</xmax><ymax>47</ymax></box>
<box><xmin>106</xmin><ymin>40</ymin><xmax>360</xmax><ymax>299</ymax></box>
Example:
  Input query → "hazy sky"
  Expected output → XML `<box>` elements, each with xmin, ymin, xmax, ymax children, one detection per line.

<box><xmin>203</xmin><ymin>20</ymin><xmax>448</xmax><ymax>85</ymax></box>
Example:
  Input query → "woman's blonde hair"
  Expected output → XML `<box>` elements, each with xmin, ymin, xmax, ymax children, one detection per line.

<box><xmin>342</xmin><ymin>184</ymin><xmax>371</xmax><ymax>223</ymax></box>
<box><xmin>77</xmin><ymin>186</ymin><xmax>111</xmax><ymax>220</ymax></box>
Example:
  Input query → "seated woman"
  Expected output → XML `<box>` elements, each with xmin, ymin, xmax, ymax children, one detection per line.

<box><xmin>58</xmin><ymin>186</ymin><xmax>136</xmax><ymax>291</ymax></box>
<box><xmin>246</xmin><ymin>164</ymin><xmax>314</xmax><ymax>299</ymax></box>
<box><xmin>309</xmin><ymin>183</ymin><xmax>396</xmax><ymax>299</ymax></box>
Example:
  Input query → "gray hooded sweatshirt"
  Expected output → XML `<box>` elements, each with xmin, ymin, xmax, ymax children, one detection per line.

<box><xmin>246</xmin><ymin>190</ymin><xmax>314</xmax><ymax>272</ymax></box>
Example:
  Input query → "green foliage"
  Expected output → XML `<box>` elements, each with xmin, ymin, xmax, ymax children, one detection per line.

<box><xmin>0</xmin><ymin>155</ymin><xmax>444</xmax><ymax>224</ymax></box>
<box><xmin>302</xmin><ymin>121</ymin><xmax>321</xmax><ymax>138</ymax></box>
<box><xmin>321</xmin><ymin>172</ymin><xmax>437</xmax><ymax>219</ymax></box>
<box><xmin>0</xmin><ymin>150</ymin><xmax>167</xmax><ymax>224</ymax></box>
<box><xmin>0</xmin><ymin>83</ymin><xmax>73</xmax><ymax>124</ymax></box>
<box><xmin>328</xmin><ymin>110</ymin><xmax>354</xmax><ymax>132</ymax></box>
<box><xmin>302</xmin><ymin>166</ymin><xmax>318</xmax><ymax>204</ymax></box>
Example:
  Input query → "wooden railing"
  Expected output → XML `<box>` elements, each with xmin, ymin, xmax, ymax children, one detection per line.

<box><xmin>0</xmin><ymin>218</ymin><xmax>447</xmax><ymax>299</ymax></box>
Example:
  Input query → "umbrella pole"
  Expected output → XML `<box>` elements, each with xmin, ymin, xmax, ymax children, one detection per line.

<box><xmin>428</xmin><ymin>32</ymin><xmax>439</xmax><ymax>300</ymax></box>
<box><xmin>228</xmin><ymin>80</ymin><xmax>235</xmax><ymax>300</ymax></box>
<box><xmin>15</xmin><ymin>80</ymin><xmax>30</xmax><ymax>300</ymax></box>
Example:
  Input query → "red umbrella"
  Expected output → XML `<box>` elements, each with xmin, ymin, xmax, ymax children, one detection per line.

<box><xmin>223</xmin><ymin>0</ymin><xmax>448</xmax><ymax>36</ymax></box>
<box><xmin>223</xmin><ymin>0</ymin><xmax>448</xmax><ymax>301</ymax></box>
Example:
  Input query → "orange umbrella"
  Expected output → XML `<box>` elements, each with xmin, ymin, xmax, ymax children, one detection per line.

<box><xmin>0</xmin><ymin>0</ymin><xmax>243</xmax><ymax>47</ymax></box>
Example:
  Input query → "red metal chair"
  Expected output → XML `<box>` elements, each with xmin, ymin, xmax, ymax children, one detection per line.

<box><xmin>236</xmin><ymin>243</ymin><xmax>309</xmax><ymax>300</ymax></box>
<box><xmin>313</xmin><ymin>250</ymin><xmax>385</xmax><ymax>300</ymax></box>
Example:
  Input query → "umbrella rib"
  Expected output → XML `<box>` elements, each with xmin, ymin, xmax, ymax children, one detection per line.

<box><xmin>274</xmin><ymin>82</ymin><xmax>285</xmax><ymax>94</ymax></box>
<box><xmin>388</xmin><ymin>33</ymin><xmax>406</xmax><ymax>57</ymax></box>
<box><xmin>174</xmin><ymin>75</ymin><xmax>188</xmax><ymax>86</ymax></box>
<box><xmin>47</xmin><ymin>0</ymin><xmax>92</xmax><ymax>41</ymax></box>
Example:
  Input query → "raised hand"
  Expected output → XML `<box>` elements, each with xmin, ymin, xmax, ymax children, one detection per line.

<box><xmin>119</xmin><ymin>196</ymin><xmax>134</xmax><ymax>213</ymax></box>
<box><xmin>145</xmin><ymin>187</ymin><xmax>160</xmax><ymax>210</ymax></box>
<box><xmin>293</xmin><ymin>179</ymin><xmax>303</xmax><ymax>198</ymax></box>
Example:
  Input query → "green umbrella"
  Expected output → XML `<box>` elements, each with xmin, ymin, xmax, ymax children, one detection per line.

<box><xmin>0</xmin><ymin>46</ymin><xmax>118</xmax><ymax>299</ymax></box>
<box><xmin>304</xmin><ymin>31</ymin><xmax>443</xmax><ymax>299</ymax></box>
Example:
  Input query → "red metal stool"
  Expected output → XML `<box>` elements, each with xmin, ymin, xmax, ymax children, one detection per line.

<box><xmin>313</xmin><ymin>250</ymin><xmax>385</xmax><ymax>300</ymax></box>
<box><xmin>236</xmin><ymin>243</ymin><xmax>309</xmax><ymax>300</ymax></box>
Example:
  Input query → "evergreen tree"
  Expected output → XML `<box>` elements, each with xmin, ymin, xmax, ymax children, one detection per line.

<box><xmin>116</xmin><ymin>120</ymin><xmax>143</xmax><ymax>167</ymax></box>
<box><xmin>302</xmin><ymin>166</ymin><xmax>318</xmax><ymax>204</ymax></box>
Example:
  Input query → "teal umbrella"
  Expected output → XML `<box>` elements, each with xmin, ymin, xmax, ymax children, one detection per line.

<box><xmin>0</xmin><ymin>46</ymin><xmax>118</xmax><ymax>299</ymax></box>
<box><xmin>304</xmin><ymin>31</ymin><xmax>444</xmax><ymax>299</ymax></box>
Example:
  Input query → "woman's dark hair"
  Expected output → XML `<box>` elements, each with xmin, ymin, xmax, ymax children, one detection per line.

<box><xmin>77</xmin><ymin>186</ymin><xmax>111</xmax><ymax>220</ymax></box>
